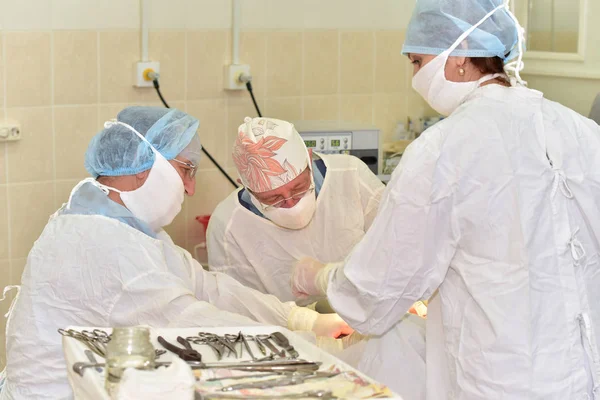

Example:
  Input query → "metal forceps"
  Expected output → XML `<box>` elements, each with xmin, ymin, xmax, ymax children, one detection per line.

<box><xmin>224</xmin><ymin>333</ymin><xmax>244</xmax><ymax>358</ymax></box>
<box><xmin>58</xmin><ymin>328</ymin><xmax>108</xmax><ymax>358</ymax></box>
<box><xmin>255</xmin><ymin>334</ymin><xmax>285</xmax><ymax>358</ymax></box>
<box><xmin>187</xmin><ymin>333</ymin><xmax>236</xmax><ymax>360</ymax></box>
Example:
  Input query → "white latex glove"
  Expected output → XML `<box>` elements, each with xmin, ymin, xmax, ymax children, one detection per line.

<box><xmin>291</xmin><ymin>257</ymin><xmax>339</xmax><ymax>303</ymax></box>
<box><xmin>288</xmin><ymin>308</ymin><xmax>354</xmax><ymax>338</ymax></box>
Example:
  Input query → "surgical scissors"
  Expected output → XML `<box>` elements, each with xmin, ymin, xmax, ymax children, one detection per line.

<box><xmin>187</xmin><ymin>332</ymin><xmax>238</xmax><ymax>359</ymax></box>
<box><xmin>58</xmin><ymin>328</ymin><xmax>165</xmax><ymax>359</ymax></box>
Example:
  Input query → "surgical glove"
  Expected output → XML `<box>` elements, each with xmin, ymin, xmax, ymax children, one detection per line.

<box><xmin>288</xmin><ymin>308</ymin><xmax>353</xmax><ymax>338</ymax></box>
<box><xmin>316</xmin><ymin>332</ymin><xmax>367</xmax><ymax>354</ymax></box>
<box><xmin>291</xmin><ymin>257</ymin><xmax>339</xmax><ymax>301</ymax></box>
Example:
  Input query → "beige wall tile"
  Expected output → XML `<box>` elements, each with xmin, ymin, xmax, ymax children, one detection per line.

<box><xmin>5</xmin><ymin>32</ymin><xmax>52</xmax><ymax>107</ymax></box>
<box><xmin>0</xmin><ymin>260</ymin><xmax>10</xmax><ymax>298</ymax></box>
<box><xmin>340</xmin><ymin>31</ymin><xmax>375</xmax><ymax>94</ymax></box>
<box><xmin>9</xmin><ymin>182</ymin><xmax>56</xmax><ymax>259</ymax></box>
<box><xmin>98</xmin><ymin>102</ymin><xmax>171</xmax><ymax>127</ymax></box>
<box><xmin>0</xmin><ymin>259</ymin><xmax>10</xmax><ymax>369</ymax></box>
<box><xmin>149</xmin><ymin>31</ymin><xmax>186</xmax><ymax>102</ymax></box>
<box><xmin>301</xmin><ymin>0</ymin><xmax>414</xmax><ymax>30</ymax></box>
<box><xmin>94</xmin><ymin>0</ymin><xmax>140</xmax><ymax>30</ymax></box>
<box><xmin>374</xmin><ymin>93</ymin><xmax>407</xmax><ymax>143</ymax></box>
<box><xmin>375</xmin><ymin>30</ymin><xmax>408</xmax><ymax>93</ymax></box>
<box><xmin>303</xmin><ymin>96</ymin><xmax>339</xmax><ymax>121</ymax></box>
<box><xmin>264</xmin><ymin>97</ymin><xmax>302</xmax><ymax>122</ymax></box>
<box><xmin>51</xmin><ymin>0</ymin><xmax>100</xmax><ymax>30</ymax></box>
<box><xmin>0</xmin><ymin>188</ymin><xmax>8</xmax><ymax>260</ymax></box>
<box><xmin>146</xmin><ymin>0</ymin><xmax>189</xmax><ymax>30</ymax></box>
<box><xmin>187</xmin><ymin>100</ymin><xmax>228</xmax><ymax>170</ymax></box>
<box><xmin>0</xmin><ymin>36</ymin><xmax>4</xmax><ymax>109</ymax></box>
<box><xmin>54</xmin><ymin>179</ymin><xmax>80</xmax><ymax>210</ymax></box>
<box><xmin>6</xmin><ymin>107</ymin><xmax>54</xmax><ymax>183</ymax></box>
<box><xmin>53</xmin><ymin>31</ymin><xmax>98</xmax><ymax>105</ymax></box>
<box><xmin>186</xmin><ymin>0</ymin><xmax>232</xmax><ymax>30</ymax></box>
<box><xmin>524</xmin><ymin>75</ymin><xmax>600</xmax><ymax>116</ymax></box>
<box><xmin>239</xmin><ymin>31</ymin><xmax>267</xmax><ymax>99</ymax></box>
<box><xmin>240</xmin><ymin>0</ymin><xmax>303</xmax><ymax>30</ymax></box>
<box><xmin>340</xmin><ymin>95</ymin><xmax>373</xmax><ymax>125</ymax></box>
<box><xmin>266</xmin><ymin>32</ymin><xmax>303</xmax><ymax>97</ymax></box>
<box><xmin>10</xmin><ymin>258</ymin><xmax>27</xmax><ymax>286</ymax></box>
<box><xmin>54</xmin><ymin>106</ymin><xmax>98</xmax><ymax>180</ymax></box>
<box><xmin>99</xmin><ymin>31</ymin><xmax>155</xmax><ymax>104</ymax></box>
<box><xmin>187</xmin><ymin>169</ymin><xmax>235</xmax><ymax>242</ymax></box>
<box><xmin>98</xmin><ymin>104</ymin><xmax>130</xmax><ymax>125</ymax></box>
<box><xmin>2</xmin><ymin>0</ymin><xmax>52</xmax><ymax>30</ymax></box>
<box><xmin>303</xmin><ymin>30</ymin><xmax>339</xmax><ymax>95</ymax></box>
<box><xmin>186</xmin><ymin>30</ymin><xmax>229</xmax><ymax>100</ymax></box>
<box><xmin>0</xmin><ymin>144</ymin><xmax>6</xmax><ymax>184</ymax></box>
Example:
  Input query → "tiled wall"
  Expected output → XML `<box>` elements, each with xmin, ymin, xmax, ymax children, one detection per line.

<box><xmin>0</xmin><ymin>0</ymin><xmax>430</xmax><ymax>366</ymax></box>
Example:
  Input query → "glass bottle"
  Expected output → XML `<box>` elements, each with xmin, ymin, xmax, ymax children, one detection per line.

<box><xmin>105</xmin><ymin>327</ymin><xmax>156</xmax><ymax>396</ymax></box>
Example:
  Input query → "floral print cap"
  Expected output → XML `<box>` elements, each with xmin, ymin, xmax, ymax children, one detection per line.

<box><xmin>233</xmin><ymin>117</ymin><xmax>310</xmax><ymax>193</ymax></box>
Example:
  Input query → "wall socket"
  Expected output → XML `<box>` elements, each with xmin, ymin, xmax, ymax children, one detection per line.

<box><xmin>134</xmin><ymin>61</ymin><xmax>160</xmax><ymax>88</ymax></box>
<box><xmin>0</xmin><ymin>120</ymin><xmax>21</xmax><ymax>142</ymax></box>
<box><xmin>224</xmin><ymin>64</ymin><xmax>251</xmax><ymax>90</ymax></box>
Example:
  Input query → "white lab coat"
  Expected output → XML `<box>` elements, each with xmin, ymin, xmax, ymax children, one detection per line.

<box><xmin>208</xmin><ymin>153</ymin><xmax>385</xmax><ymax>302</ymax></box>
<box><xmin>1</xmin><ymin>187</ymin><xmax>297</xmax><ymax>399</ymax></box>
<box><xmin>328</xmin><ymin>84</ymin><xmax>600</xmax><ymax>400</ymax></box>
<box><xmin>208</xmin><ymin>154</ymin><xmax>427</xmax><ymax>397</ymax></box>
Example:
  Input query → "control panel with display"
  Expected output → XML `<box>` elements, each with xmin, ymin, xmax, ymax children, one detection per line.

<box><xmin>295</xmin><ymin>121</ymin><xmax>380</xmax><ymax>176</ymax></box>
<box><xmin>301</xmin><ymin>134</ymin><xmax>352</xmax><ymax>154</ymax></box>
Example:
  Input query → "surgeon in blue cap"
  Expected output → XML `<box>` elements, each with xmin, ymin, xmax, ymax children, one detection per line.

<box><xmin>1</xmin><ymin>106</ymin><xmax>351</xmax><ymax>399</ymax></box>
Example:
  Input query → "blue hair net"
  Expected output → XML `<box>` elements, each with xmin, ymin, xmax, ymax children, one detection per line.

<box><xmin>402</xmin><ymin>0</ymin><xmax>519</xmax><ymax>61</ymax></box>
<box><xmin>85</xmin><ymin>106</ymin><xmax>201</xmax><ymax>178</ymax></box>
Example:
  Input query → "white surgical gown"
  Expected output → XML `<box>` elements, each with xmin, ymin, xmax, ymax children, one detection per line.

<box><xmin>207</xmin><ymin>153</ymin><xmax>385</xmax><ymax>302</ymax></box>
<box><xmin>328</xmin><ymin>84</ymin><xmax>600</xmax><ymax>400</ymax></box>
<box><xmin>1</xmin><ymin>183</ymin><xmax>297</xmax><ymax>399</ymax></box>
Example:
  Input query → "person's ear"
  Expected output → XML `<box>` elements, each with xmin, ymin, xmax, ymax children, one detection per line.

<box><xmin>134</xmin><ymin>170</ymin><xmax>150</xmax><ymax>187</ymax></box>
<box><xmin>454</xmin><ymin>56</ymin><xmax>467</xmax><ymax>68</ymax></box>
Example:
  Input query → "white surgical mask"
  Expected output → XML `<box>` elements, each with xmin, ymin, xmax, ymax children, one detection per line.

<box><xmin>412</xmin><ymin>3</ymin><xmax>514</xmax><ymax>116</ymax></box>
<box><xmin>250</xmin><ymin>175</ymin><xmax>317</xmax><ymax>230</ymax></box>
<box><xmin>94</xmin><ymin>121</ymin><xmax>184</xmax><ymax>232</ymax></box>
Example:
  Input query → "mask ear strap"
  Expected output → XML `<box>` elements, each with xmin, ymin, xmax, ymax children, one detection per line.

<box><xmin>104</xmin><ymin>120</ymin><xmax>160</xmax><ymax>155</ymax></box>
<box><xmin>502</xmin><ymin>0</ymin><xmax>527</xmax><ymax>86</ymax></box>
<box><xmin>445</xmin><ymin>3</ymin><xmax>506</xmax><ymax>55</ymax></box>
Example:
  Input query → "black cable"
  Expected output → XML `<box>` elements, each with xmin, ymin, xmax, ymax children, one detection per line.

<box><xmin>153</xmin><ymin>79</ymin><xmax>170</xmax><ymax>109</ymax></box>
<box><xmin>246</xmin><ymin>81</ymin><xmax>262</xmax><ymax>117</ymax></box>
<box><xmin>153</xmin><ymin>78</ymin><xmax>238</xmax><ymax>189</ymax></box>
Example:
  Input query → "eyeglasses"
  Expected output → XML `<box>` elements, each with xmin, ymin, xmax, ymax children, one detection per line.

<box><xmin>171</xmin><ymin>158</ymin><xmax>198</xmax><ymax>178</ymax></box>
<box><xmin>261</xmin><ymin>185</ymin><xmax>315</xmax><ymax>211</ymax></box>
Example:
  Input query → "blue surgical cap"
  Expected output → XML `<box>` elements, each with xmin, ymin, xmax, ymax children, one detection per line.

<box><xmin>402</xmin><ymin>0</ymin><xmax>519</xmax><ymax>61</ymax></box>
<box><xmin>85</xmin><ymin>106</ymin><xmax>201</xmax><ymax>178</ymax></box>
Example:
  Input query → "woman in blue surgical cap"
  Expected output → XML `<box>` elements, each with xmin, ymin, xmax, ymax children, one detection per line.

<box><xmin>291</xmin><ymin>0</ymin><xmax>600</xmax><ymax>398</ymax></box>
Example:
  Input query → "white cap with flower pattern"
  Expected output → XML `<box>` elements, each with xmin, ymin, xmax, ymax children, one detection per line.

<box><xmin>233</xmin><ymin>117</ymin><xmax>310</xmax><ymax>193</ymax></box>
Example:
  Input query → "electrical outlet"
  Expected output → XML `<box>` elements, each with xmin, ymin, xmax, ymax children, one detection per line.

<box><xmin>0</xmin><ymin>120</ymin><xmax>21</xmax><ymax>142</ymax></box>
<box><xmin>224</xmin><ymin>64</ymin><xmax>251</xmax><ymax>90</ymax></box>
<box><xmin>134</xmin><ymin>61</ymin><xmax>160</xmax><ymax>88</ymax></box>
